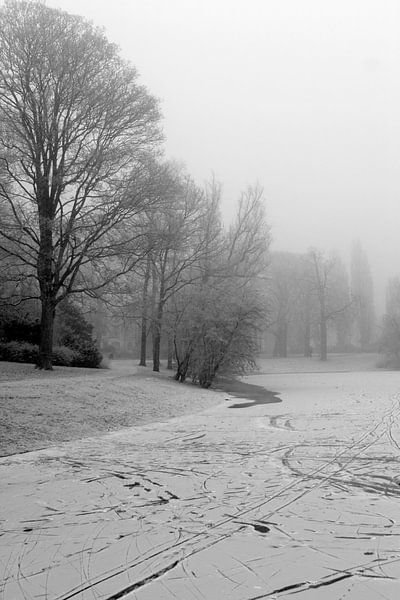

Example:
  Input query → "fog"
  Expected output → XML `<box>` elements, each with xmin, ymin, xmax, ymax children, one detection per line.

<box><xmin>47</xmin><ymin>0</ymin><xmax>400</xmax><ymax>313</ymax></box>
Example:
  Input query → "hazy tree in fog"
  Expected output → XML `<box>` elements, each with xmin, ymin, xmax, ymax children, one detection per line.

<box><xmin>0</xmin><ymin>1</ymin><xmax>161</xmax><ymax>368</ymax></box>
<box><xmin>138</xmin><ymin>253</ymin><xmax>152</xmax><ymax>366</ymax></box>
<box><xmin>267</xmin><ymin>252</ymin><xmax>304</xmax><ymax>357</ymax></box>
<box><xmin>171</xmin><ymin>185</ymin><xmax>270</xmax><ymax>387</ymax></box>
<box><xmin>350</xmin><ymin>240</ymin><xmax>375</xmax><ymax>349</ymax></box>
<box><xmin>173</xmin><ymin>282</ymin><xmax>266</xmax><ymax>386</ymax></box>
<box><xmin>331</xmin><ymin>257</ymin><xmax>353</xmax><ymax>351</ymax></box>
<box><xmin>379</xmin><ymin>278</ymin><xmax>400</xmax><ymax>368</ymax></box>
<box><xmin>130</xmin><ymin>162</ymin><xmax>184</xmax><ymax>368</ymax></box>
<box><xmin>306</xmin><ymin>249</ymin><xmax>352</xmax><ymax>361</ymax></box>
<box><xmin>148</xmin><ymin>173</ymin><xmax>222</xmax><ymax>372</ymax></box>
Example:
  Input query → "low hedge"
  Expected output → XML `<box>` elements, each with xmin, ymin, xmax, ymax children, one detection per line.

<box><xmin>0</xmin><ymin>341</ymin><xmax>101</xmax><ymax>368</ymax></box>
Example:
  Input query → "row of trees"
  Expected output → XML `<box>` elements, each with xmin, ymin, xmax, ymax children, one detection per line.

<box><xmin>1</xmin><ymin>1</ymin><xmax>397</xmax><ymax>376</ymax></box>
<box><xmin>0</xmin><ymin>1</ymin><xmax>270</xmax><ymax>383</ymax></box>
<box><xmin>267</xmin><ymin>241</ymin><xmax>376</xmax><ymax>361</ymax></box>
<box><xmin>92</xmin><ymin>179</ymin><xmax>270</xmax><ymax>385</ymax></box>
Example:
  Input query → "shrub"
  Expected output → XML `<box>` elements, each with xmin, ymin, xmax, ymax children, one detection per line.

<box><xmin>55</xmin><ymin>301</ymin><xmax>94</xmax><ymax>346</ymax></box>
<box><xmin>55</xmin><ymin>300</ymin><xmax>102</xmax><ymax>368</ymax></box>
<box><xmin>0</xmin><ymin>342</ymin><xmax>84</xmax><ymax>367</ymax></box>
<box><xmin>52</xmin><ymin>345</ymin><xmax>77</xmax><ymax>367</ymax></box>
<box><xmin>1</xmin><ymin>318</ymin><xmax>41</xmax><ymax>345</ymax></box>
<box><xmin>71</xmin><ymin>341</ymin><xmax>102</xmax><ymax>368</ymax></box>
<box><xmin>0</xmin><ymin>341</ymin><xmax>38</xmax><ymax>363</ymax></box>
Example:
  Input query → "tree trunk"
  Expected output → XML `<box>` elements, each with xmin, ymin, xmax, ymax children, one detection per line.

<box><xmin>152</xmin><ymin>259</ymin><xmax>166</xmax><ymax>372</ymax></box>
<box><xmin>37</xmin><ymin>296</ymin><xmax>56</xmax><ymax>369</ymax></box>
<box><xmin>273</xmin><ymin>321</ymin><xmax>288</xmax><ymax>358</ymax></box>
<box><xmin>152</xmin><ymin>300</ymin><xmax>164</xmax><ymax>372</ymax></box>
<box><xmin>304</xmin><ymin>322</ymin><xmax>311</xmax><ymax>357</ymax></box>
<box><xmin>36</xmin><ymin>196</ymin><xmax>56</xmax><ymax>370</ymax></box>
<box><xmin>174</xmin><ymin>338</ymin><xmax>193</xmax><ymax>382</ymax></box>
<box><xmin>152</xmin><ymin>328</ymin><xmax>160</xmax><ymax>371</ymax></box>
<box><xmin>167</xmin><ymin>335</ymin><xmax>173</xmax><ymax>370</ymax></box>
<box><xmin>303</xmin><ymin>291</ymin><xmax>312</xmax><ymax>357</ymax></box>
<box><xmin>272</xmin><ymin>334</ymin><xmax>280</xmax><ymax>358</ymax></box>
<box><xmin>320</xmin><ymin>319</ymin><xmax>328</xmax><ymax>361</ymax></box>
<box><xmin>281</xmin><ymin>321</ymin><xmax>288</xmax><ymax>357</ymax></box>
<box><xmin>139</xmin><ymin>255</ymin><xmax>151</xmax><ymax>366</ymax></box>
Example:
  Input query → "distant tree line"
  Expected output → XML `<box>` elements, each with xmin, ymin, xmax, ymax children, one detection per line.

<box><xmin>266</xmin><ymin>241</ymin><xmax>376</xmax><ymax>361</ymax></box>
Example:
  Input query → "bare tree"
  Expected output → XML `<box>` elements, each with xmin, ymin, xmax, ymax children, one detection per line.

<box><xmin>150</xmin><ymin>174</ymin><xmax>222</xmax><ymax>372</ymax></box>
<box><xmin>138</xmin><ymin>253</ymin><xmax>152</xmax><ymax>366</ymax></box>
<box><xmin>306</xmin><ymin>249</ymin><xmax>352</xmax><ymax>361</ymax></box>
<box><xmin>0</xmin><ymin>1</ymin><xmax>161</xmax><ymax>368</ymax></box>
<box><xmin>267</xmin><ymin>252</ymin><xmax>305</xmax><ymax>357</ymax></box>
<box><xmin>171</xmin><ymin>184</ymin><xmax>270</xmax><ymax>386</ymax></box>
<box><xmin>225</xmin><ymin>184</ymin><xmax>269</xmax><ymax>280</ymax></box>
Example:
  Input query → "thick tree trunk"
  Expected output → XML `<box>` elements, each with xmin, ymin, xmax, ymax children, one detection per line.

<box><xmin>36</xmin><ymin>196</ymin><xmax>56</xmax><ymax>370</ymax></box>
<box><xmin>37</xmin><ymin>296</ymin><xmax>56</xmax><ymax>369</ymax></box>
<box><xmin>139</xmin><ymin>255</ymin><xmax>151</xmax><ymax>366</ymax></box>
<box><xmin>152</xmin><ymin>323</ymin><xmax>161</xmax><ymax>372</ymax></box>
<box><xmin>320</xmin><ymin>319</ymin><xmax>328</xmax><ymax>361</ymax></box>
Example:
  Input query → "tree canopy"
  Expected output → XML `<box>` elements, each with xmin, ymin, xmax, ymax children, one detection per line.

<box><xmin>0</xmin><ymin>0</ymin><xmax>162</xmax><ymax>367</ymax></box>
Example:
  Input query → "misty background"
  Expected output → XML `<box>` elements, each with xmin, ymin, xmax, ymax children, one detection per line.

<box><xmin>46</xmin><ymin>0</ymin><xmax>400</xmax><ymax>313</ymax></box>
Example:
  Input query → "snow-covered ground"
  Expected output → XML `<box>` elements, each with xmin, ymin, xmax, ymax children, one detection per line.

<box><xmin>0</xmin><ymin>361</ymin><xmax>224</xmax><ymax>455</ymax></box>
<box><xmin>1</xmin><ymin>355</ymin><xmax>400</xmax><ymax>599</ymax></box>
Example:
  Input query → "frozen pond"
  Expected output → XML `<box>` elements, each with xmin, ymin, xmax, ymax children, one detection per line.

<box><xmin>1</xmin><ymin>356</ymin><xmax>400</xmax><ymax>599</ymax></box>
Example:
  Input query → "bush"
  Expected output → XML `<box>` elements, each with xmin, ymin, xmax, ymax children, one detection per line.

<box><xmin>0</xmin><ymin>342</ymin><xmax>86</xmax><ymax>367</ymax></box>
<box><xmin>52</xmin><ymin>345</ymin><xmax>77</xmax><ymax>366</ymax></box>
<box><xmin>0</xmin><ymin>298</ymin><xmax>103</xmax><ymax>368</ymax></box>
<box><xmin>70</xmin><ymin>341</ymin><xmax>102</xmax><ymax>368</ymax></box>
<box><xmin>0</xmin><ymin>341</ymin><xmax>38</xmax><ymax>363</ymax></box>
<box><xmin>55</xmin><ymin>300</ymin><xmax>94</xmax><ymax>346</ymax></box>
<box><xmin>54</xmin><ymin>300</ymin><xmax>102</xmax><ymax>368</ymax></box>
<box><xmin>1</xmin><ymin>318</ymin><xmax>41</xmax><ymax>344</ymax></box>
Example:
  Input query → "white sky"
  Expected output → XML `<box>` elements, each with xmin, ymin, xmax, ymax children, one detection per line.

<box><xmin>45</xmin><ymin>0</ymin><xmax>400</xmax><ymax>311</ymax></box>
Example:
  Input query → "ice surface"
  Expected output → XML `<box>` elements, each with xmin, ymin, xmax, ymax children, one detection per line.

<box><xmin>2</xmin><ymin>365</ymin><xmax>400</xmax><ymax>599</ymax></box>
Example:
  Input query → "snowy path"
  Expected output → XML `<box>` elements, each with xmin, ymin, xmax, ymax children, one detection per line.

<box><xmin>2</xmin><ymin>369</ymin><xmax>400</xmax><ymax>599</ymax></box>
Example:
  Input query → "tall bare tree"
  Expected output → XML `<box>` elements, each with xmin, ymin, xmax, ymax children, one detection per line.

<box><xmin>267</xmin><ymin>252</ymin><xmax>305</xmax><ymax>357</ymax></box>
<box><xmin>306</xmin><ymin>249</ymin><xmax>352</xmax><ymax>361</ymax></box>
<box><xmin>0</xmin><ymin>1</ymin><xmax>161</xmax><ymax>368</ymax></box>
<box><xmin>171</xmin><ymin>184</ymin><xmax>270</xmax><ymax>386</ymax></box>
<box><xmin>150</xmin><ymin>174</ymin><xmax>222</xmax><ymax>372</ymax></box>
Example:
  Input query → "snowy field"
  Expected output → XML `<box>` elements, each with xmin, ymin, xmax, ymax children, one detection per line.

<box><xmin>1</xmin><ymin>354</ymin><xmax>400</xmax><ymax>599</ymax></box>
<box><xmin>0</xmin><ymin>361</ymin><xmax>224</xmax><ymax>456</ymax></box>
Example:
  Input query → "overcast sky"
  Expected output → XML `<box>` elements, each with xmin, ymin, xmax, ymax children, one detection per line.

<box><xmin>46</xmin><ymin>0</ymin><xmax>400</xmax><ymax>312</ymax></box>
